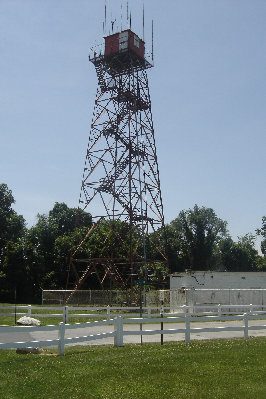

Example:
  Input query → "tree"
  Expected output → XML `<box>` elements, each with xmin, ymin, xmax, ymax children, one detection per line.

<box><xmin>257</xmin><ymin>216</ymin><xmax>266</xmax><ymax>256</ymax></box>
<box><xmin>0</xmin><ymin>184</ymin><xmax>25</xmax><ymax>257</ymax></box>
<box><xmin>169</xmin><ymin>205</ymin><xmax>228</xmax><ymax>270</ymax></box>
<box><xmin>48</xmin><ymin>202</ymin><xmax>92</xmax><ymax>236</ymax></box>
<box><xmin>219</xmin><ymin>234</ymin><xmax>263</xmax><ymax>272</ymax></box>
<box><xmin>0</xmin><ymin>184</ymin><xmax>26</xmax><ymax>301</ymax></box>
<box><xmin>26</xmin><ymin>203</ymin><xmax>92</xmax><ymax>290</ymax></box>
<box><xmin>0</xmin><ymin>183</ymin><xmax>14</xmax><ymax>220</ymax></box>
<box><xmin>149</xmin><ymin>224</ymin><xmax>187</xmax><ymax>273</ymax></box>
<box><xmin>56</xmin><ymin>219</ymin><xmax>142</xmax><ymax>289</ymax></box>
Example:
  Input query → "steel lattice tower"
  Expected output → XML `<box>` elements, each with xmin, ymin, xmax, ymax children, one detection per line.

<box><xmin>67</xmin><ymin>29</ymin><xmax>167</xmax><ymax>298</ymax></box>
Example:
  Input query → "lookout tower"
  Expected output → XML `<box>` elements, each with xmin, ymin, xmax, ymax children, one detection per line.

<box><xmin>66</xmin><ymin>22</ymin><xmax>167</xmax><ymax>302</ymax></box>
<box><xmin>104</xmin><ymin>29</ymin><xmax>146</xmax><ymax>66</ymax></box>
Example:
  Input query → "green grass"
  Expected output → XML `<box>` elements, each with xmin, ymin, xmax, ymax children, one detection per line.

<box><xmin>0</xmin><ymin>338</ymin><xmax>266</xmax><ymax>398</ymax></box>
<box><xmin>0</xmin><ymin>304</ymin><xmax>108</xmax><ymax>326</ymax></box>
<box><xmin>0</xmin><ymin>303</ymin><xmax>155</xmax><ymax>326</ymax></box>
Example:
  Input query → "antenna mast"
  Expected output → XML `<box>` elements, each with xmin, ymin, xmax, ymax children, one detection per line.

<box><xmin>127</xmin><ymin>1</ymin><xmax>129</xmax><ymax>28</ymax></box>
<box><xmin>143</xmin><ymin>3</ymin><xmax>145</xmax><ymax>40</ymax></box>
<box><xmin>104</xmin><ymin>0</ymin><xmax>107</xmax><ymax>34</ymax></box>
<box><xmin>152</xmin><ymin>19</ymin><xmax>154</xmax><ymax>61</ymax></box>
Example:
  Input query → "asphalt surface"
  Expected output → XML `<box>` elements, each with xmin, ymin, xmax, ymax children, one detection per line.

<box><xmin>1</xmin><ymin>319</ymin><xmax>266</xmax><ymax>348</ymax></box>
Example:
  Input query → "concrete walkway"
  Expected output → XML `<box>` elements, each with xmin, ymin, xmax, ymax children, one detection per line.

<box><xmin>1</xmin><ymin>319</ymin><xmax>266</xmax><ymax>348</ymax></box>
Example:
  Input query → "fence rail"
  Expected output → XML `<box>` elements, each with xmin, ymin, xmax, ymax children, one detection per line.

<box><xmin>1</xmin><ymin>313</ymin><xmax>266</xmax><ymax>355</ymax></box>
<box><xmin>1</xmin><ymin>304</ymin><xmax>266</xmax><ymax>324</ymax></box>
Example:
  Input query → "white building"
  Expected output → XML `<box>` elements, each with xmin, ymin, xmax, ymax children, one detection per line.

<box><xmin>170</xmin><ymin>271</ymin><xmax>266</xmax><ymax>290</ymax></box>
<box><xmin>169</xmin><ymin>271</ymin><xmax>266</xmax><ymax>310</ymax></box>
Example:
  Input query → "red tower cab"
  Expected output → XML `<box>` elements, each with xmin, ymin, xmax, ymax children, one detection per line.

<box><xmin>104</xmin><ymin>29</ymin><xmax>145</xmax><ymax>61</ymax></box>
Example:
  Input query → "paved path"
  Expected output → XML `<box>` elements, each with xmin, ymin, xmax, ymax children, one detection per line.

<box><xmin>1</xmin><ymin>319</ymin><xmax>266</xmax><ymax>348</ymax></box>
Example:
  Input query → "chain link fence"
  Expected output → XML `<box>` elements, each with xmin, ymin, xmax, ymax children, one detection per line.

<box><xmin>42</xmin><ymin>289</ymin><xmax>171</xmax><ymax>306</ymax></box>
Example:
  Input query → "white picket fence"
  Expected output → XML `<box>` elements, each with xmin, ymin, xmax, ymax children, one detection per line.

<box><xmin>1</xmin><ymin>313</ymin><xmax>266</xmax><ymax>355</ymax></box>
<box><xmin>0</xmin><ymin>319</ymin><xmax>114</xmax><ymax>355</ymax></box>
<box><xmin>1</xmin><ymin>304</ymin><xmax>266</xmax><ymax>324</ymax></box>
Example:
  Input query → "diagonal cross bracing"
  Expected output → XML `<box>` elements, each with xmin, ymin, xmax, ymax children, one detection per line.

<box><xmin>67</xmin><ymin>42</ymin><xmax>168</xmax><ymax>295</ymax></box>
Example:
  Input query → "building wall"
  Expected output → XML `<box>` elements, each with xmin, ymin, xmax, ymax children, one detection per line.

<box><xmin>170</xmin><ymin>288</ymin><xmax>266</xmax><ymax>311</ymax></box>
<box><xmin>170</xmin><ymin>271</ymin><xmax>266</xmax><ymax>290</ymax></box>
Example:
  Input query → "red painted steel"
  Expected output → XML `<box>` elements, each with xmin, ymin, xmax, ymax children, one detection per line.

<box><xmin>104</xmin><ymin>32</ymin><xmax>119</xmax><ymax>57</ymax></box>
<box><xmin>66</xmin><ymin>28</ymin><xmax>167</xmax><ymax>301</ymax></box>
<box><xmin>104</xmin><ymin>29</ymin><xmax>144</xmax><ymax>59</ymax></box>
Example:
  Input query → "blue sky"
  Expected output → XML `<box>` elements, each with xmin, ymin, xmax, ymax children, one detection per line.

<box><xmin>0</xmin><ymin>0</ymin><xmax>265</xmax><ymax>250</ymax></box>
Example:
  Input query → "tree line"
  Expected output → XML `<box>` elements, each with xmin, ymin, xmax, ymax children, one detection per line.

<box><xmin>0</xmin><ymin>183</ymin><xmax>265</xmax><ymax>302</ymax></box>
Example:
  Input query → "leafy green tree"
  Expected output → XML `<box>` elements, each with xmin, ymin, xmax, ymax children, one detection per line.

<box><xmin>148</xmin><ymin>224</ymin><xmax>186</xmax><ymax>274</ymax></box>
<box><xmin>26</xmin><ymin>203</ymin><xmax>92</xmax><ymax>290</ymax></box>
<box><xmin>2</xmin><ymin>239</ymin><xmax>36</xmax><ymax>301</ymax></box>
<box><xmin>169</xmin><ymin>205</ymin><xmax>228</xmax><ymax>270</ymax></box>
<box><xmin>219</xmin><ymin>234</ymin><xmax>263</xmax><ymax>271</ymax></box>
<box><xmin>48</xmin><ymin>202</ymin><xmax>92</xmax><ymax>236</ymax></box>
<box><xmin>0</xmin><ymin>183</ymin><xmax>14</xmax><ymax>225</ymax></box>
<box><xmin>0</xmin><ymin>184</ymin><xmax>26</xmax><ymax>301</ymax></box>
<box><xmin>0</xmin><ymin>184</ymin><xmax>25</xmax><ymax>259</ymax></box>
<box><xmin>257</xmin><ymin>216</ymin><xmax>266</xmax><ymax>256</ymax></box>
<box><xmin>55</xmin><ymin>219</ymin><xmax>142</xmax><ymax>289</ymax></box>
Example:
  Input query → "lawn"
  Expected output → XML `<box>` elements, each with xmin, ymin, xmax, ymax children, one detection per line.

<box><xmin>0</xmin><ymin>304</ymin><xmax>109</xmax><ymax>326</ymax></box>
<box><xmin>0</xmin><ymin>303</ymin><xmax>158</xmax><ymax>326</ymax></box>
<box><xmin>0</xmin><ymin>338</ymin><xmax>265</xmax><ymax>399</ymax></box>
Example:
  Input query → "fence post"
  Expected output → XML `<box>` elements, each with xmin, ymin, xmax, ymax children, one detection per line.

<box><xmin>183</xmin><ymin>305</ymin><xmax>188</xmax><ymax>315</ymax></box>
<box><xmin>107</xmin><ymin>305</ymin><xmax>111</xmax><ymax>321</ymax></box>
<box><xmin>160</xmin><ymin>303</ymin><xmax>164</xmax><ymax>316</ymax></box>
<box><xmin>114</xmin><ymin>316</ymin><xmax>123</xmax><ymax>347</ymax></box>
<box><xmin>63</xmin><ymin>306</ymin><xmax>68</xmax><ymax>324</ymax></box>
<box><xmin>27</xmin><ymin>305</ymin><xmax>32</xmax><ymax>317</ymax></box>
<box><xmin>58</xmin><ymin>322</ymin><xmax>65</xmax><ymax>355</ymax></box>
<box><xmin>185</xmin><ymin>314</ymin><xmax>191</xmax><ymax>344</ymax></box>
<box><xmin>249</xmin><ymin>304</ymin><xmax>253</xmax><ymax>314</ymax></box>
<box><xmin>160</xmin><ymin>303</ymin><xmax>164</xmax><ymax>317</ymax></box>
<box><xmin>148</xmin><ymin>306</ymin><xmax>151</xmax><ymax>319</ymax></box>
<box><xmin>244</xmin><ymin>313</ymin><xmax>249</xmax><ymax>340</ymax></box>
<box><xmin>160</xmin><ymin>307</ymin><xmax>164</xmax><ymax>345</ymax></box>
<box><xmin>217</xmin><ymin>304</ymin><xmax>221</xmax><ymax>317</ymax></box>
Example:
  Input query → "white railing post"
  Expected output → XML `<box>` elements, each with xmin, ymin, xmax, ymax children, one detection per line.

<box><xmin>249</xmin><ymin>304</ymin><xmax>253</xmax><ymax>314</ymax></box>
<box><xmin>114</xmin><ymin>316</ymin><xmax>123</xmax><ymax>347</ymax></box>
<box><xmin>148</xmin><ymin>306</ymin><xmax>151</xmax><ymax>319</ymax></box>
<box><xmin>160</xmin><ymin>307</ymin><xmax>164</xmax><ymax>345</ymax></box>
<box><xmin>244</xmin><ymin>313</ymin><xmax>249</xmax><ymax>340</ymax></box>
<box><xmin>183</xmin><ymin>304</ymin><xmax>188</xmax><ymax>315</ymax></box>
<box><xmin>107</xmin><ymin>305</ymin><xmax>111</xmax><ymax>321</ymax></box>
<box><xmin>58</xmin><ymin>322</ymin><xmax>65</xmax><ymax>355</ymax></box>
<box><xmin>217</xmin><ymin>304</ymin><xmax>221</xmax><ymax>317</ymax></box>
<box><xmin>185</xmin><ymin>314</ymin><xmax>191</xmax><ymax>344</ymax></box>
<box><xmin>27</xmin><ymin>305</ymin><xmax>32</xmax><ymax>317</ymax></box>
<box><xmin>63</xmin><ymin>306</ymin><xmax>68</xmax><ymax>324</ymax></box>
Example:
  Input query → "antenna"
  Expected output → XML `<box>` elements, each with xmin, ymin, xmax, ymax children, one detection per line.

<box><xmin>130</xmin><ymin>11</ymin><xmax>132</xmax><ymax>29</ymax></box>
<box><xmin>127</xmin><ymin>1</ymin><xmax>129</xmax><ymax>27</ymax></box>
<box><xmin>105</xmin><ymin>0</ymin><xmax>107</xmax><ymax>34</ymax></box>
<box><xmin>152</xmin><ymin>19</ymin><xmax>154</xmax><ymax>61</ymax></box>
<box><xmin>111</xmin><ymin>19</ymin><xmax>116</xmax><ymax>33</ymax></box>
<box><xmin>121</xmin><ymin>2</ymin><xmax>123</xmax><ymax>31</ymax></box>
<box><xmin>143</xmin><ymin>3</ymin><xmax>145</xmax><ymax>40</ymax></box>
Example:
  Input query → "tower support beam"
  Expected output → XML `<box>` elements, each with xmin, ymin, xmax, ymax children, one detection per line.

<box><xmin>67</xmin><ymin>29</ymin><xmax>167</xmax><ymax>300</ymax></box>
